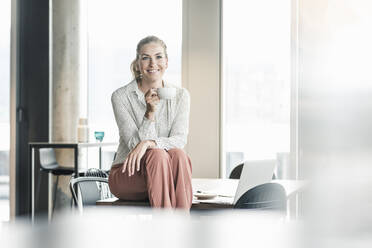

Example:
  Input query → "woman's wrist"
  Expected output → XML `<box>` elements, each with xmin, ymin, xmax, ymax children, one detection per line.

<box><xmin>146</xmin><ymin>140</ymin><xmax>157</xmax><ymax>148</ymax></box>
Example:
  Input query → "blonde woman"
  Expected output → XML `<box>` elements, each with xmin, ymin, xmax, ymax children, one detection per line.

<box><xmin>109</xmin><ymin>36</ymin><xmax>193</xmax><ymax>209</ymax></box>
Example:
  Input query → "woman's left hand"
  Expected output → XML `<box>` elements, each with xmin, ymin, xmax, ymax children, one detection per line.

<box><xmin>122</xmin><ymin>140</ymin><xmax>155</xmax><ymax>176</ymax></box>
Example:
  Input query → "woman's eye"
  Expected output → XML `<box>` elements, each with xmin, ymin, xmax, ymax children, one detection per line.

<box><xmin>142</xmin><ymin>57</ymin><xmax>149</xmax><ymax>60</ymax></box>
<box><xmin>156</xmin><ymin>55</ymin><xmax>163</xmax><ymax>59</ymax></box>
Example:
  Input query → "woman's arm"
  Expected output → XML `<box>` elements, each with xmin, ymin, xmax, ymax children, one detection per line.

<box><xmin>111</xmin><ymin>91</ymin><xmax>158</xmax><ymax>151</ymax></box>
<box><xmin>155</xmin><ymin>89</ymin><xmax>190</xmax><ymax>149</ymax></box>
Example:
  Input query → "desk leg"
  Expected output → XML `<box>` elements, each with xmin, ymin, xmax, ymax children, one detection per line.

<box><xmin>31</xmin><ymin>147</ymin><xmax>35</xmax><ymax>223</ymax></box>
<box><xmin>74</xmin><ymin>147</ymin><xmax>79</xmax><ymax>178</ymax></box>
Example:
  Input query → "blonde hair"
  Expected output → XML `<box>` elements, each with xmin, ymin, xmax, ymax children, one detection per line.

<box><xmin>130</xmin><ymin>36</ymin><xmax>168</xmax><ymax>81</ymax></box>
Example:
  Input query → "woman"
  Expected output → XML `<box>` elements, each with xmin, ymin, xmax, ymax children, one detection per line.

<box><xmin>109</xmin><ymin>36</ymin><xmax>193</xmax><ymax>209</ymax></box>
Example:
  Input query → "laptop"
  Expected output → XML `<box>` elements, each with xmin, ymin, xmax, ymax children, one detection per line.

<box><xmin>233</xmin><ymin>159</ymin><xmax>276</xmax><ymax>204</ymax></box>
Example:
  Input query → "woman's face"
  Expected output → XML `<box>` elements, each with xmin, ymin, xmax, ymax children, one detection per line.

<box><xmin>137</xmin><ymin>42</ymin><xmax>168</xmax><ymax>83</ymax></box>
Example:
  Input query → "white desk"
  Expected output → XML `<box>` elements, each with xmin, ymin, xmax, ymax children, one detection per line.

<box><xmin>191</xmin><ymin>178</ymin><xmax>307</xmax><ymax>207</ymax></box>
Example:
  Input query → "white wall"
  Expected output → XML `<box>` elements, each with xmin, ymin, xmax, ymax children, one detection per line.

<box><xmin>182</xmin><ymin>0</ymin><xmax>221</xmax><ymax>178</ymax></box>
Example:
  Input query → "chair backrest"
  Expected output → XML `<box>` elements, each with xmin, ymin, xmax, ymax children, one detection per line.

<box><xmin>229</xmin><ymin>163</ymin><xmax>277</xmax><ymax>180</ymax></box>
<box><xmin>234</xmin><ymin>183</ymin><xmax>286</xmax><ymax>212</ymax></box>
<box><xmin>84</xmin><ymin>168</ymin><xmax>109</xmax><ymax>178</ymax></box>
<box><xmin>70</xmin><ymin>177</ymin><xmax>113</xmax><ymax>212</ymax></box>
<box><xmin>229</xmin><ymin>163</ymin><xmax>244</xmax><ymax>179</ymax></box>
<box><xmin>39</xmin><ymin>148</ymin><xmax>59</xmax><ymax>170</ymax></box>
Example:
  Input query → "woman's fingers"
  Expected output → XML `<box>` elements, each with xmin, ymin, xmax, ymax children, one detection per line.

<box><xmin>145</xmin><ymin>89</ymin><xmax>160</xmax><ymax>115</ymax></box>
<box><xmin>124</xmin><ymin>151</ymin><xmax>136</xmax><ymax>176</ymax></box>
<box><xmin>147</xmin><ymin>99</ymin><xmax>160</xmax><ymax>108</ymax></box>
<box><xmin>131</xmin><ymin>156</ymin><xmax>136</xmax><ymax>176</ymax></box>
<box><xmin>128</xmin><ymin>154</ymin><xmax>134</xmax><ymax>176</ymax></box>
<box><xmin>149</xmin><ymin>97</ymin><xmax>160</xmax><ymax>103</ymax></box>
<box><xmin>136</xmin><ymin>153</ymin><xmax>142</xmax><ymax>172</ymax></box>
<box><xmin>137</xmin><ymin>145</ymin><xmax>148</xmax><ymax>172</ymax></box>
<box><xmin>150</xmin><ymin>91</ymin><xmax>158</xmax><ymax>98</ymax></box>
<box><xmin>145</xmin><ymin>89</ymin><xmax>159</xmax><ymax>101</ymax></box>
<box><xmin>145</xmin><ymin>88</ymin><xmax>155</xmax><ymax>97</ymax></box>
<box><xmin>121</xmin><ymin>158</ymin><xmax>128</xmax><ymax>173</ymax></box>
<box><xmin>125</xmin><ymin>142</ymin><xmax>148</xmax><ymax>176</ymax></box>
<box><xmin>130</xmin><ymin>153</ymin><xmax>138</xmax><ymax>176</ymax></box>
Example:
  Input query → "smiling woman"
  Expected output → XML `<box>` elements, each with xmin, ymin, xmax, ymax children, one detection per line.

<box><xmin>108</xmin><ymin>36</ymin><xmax>192</xmax><ymax>209</ymax></box>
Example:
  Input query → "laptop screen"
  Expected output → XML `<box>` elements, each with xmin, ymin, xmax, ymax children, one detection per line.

<box><xmin>233</xmin><ymin>160</ymin><xmax>276</xmax><ymax>204</ymax></box>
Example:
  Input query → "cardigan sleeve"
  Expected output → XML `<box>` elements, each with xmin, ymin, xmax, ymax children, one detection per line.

<box><xmin>111</xmin><ymin>91</ymin><xmax>158</xmax><ymax>151</ymax></box>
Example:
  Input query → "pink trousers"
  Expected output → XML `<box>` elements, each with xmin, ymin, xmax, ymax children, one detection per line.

<box><xmin>108</xmin><ymin>148</ymin><xmax>193</xmax><ymax>209</ymax></box>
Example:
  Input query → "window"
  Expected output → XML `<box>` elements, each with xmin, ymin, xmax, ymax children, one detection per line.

<box><xmin>87</xmin><ymin>0</ymin><xmax>182</xmax><ymax>168</ymax></box>
<box><xmin>223</xmin><ymin>0</ymin><xmax>291</xmax><ymax>177</ymax></box>
<box><xmin>0</xmin><ymin>0</ymin><xmax>10</xmax><ymax>221</ymax></box>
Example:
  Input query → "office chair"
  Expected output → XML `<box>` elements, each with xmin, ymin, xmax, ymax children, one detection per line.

<box><xmin>234</xmin><ymin>183</ymin><xmax>286</xmax><ymax>212</ymax></box>
<box><xmin>229</xmin><ymin>163</ymin><xmax>244</xmax><ymax>179</ymax></box>
<box><xmin>229</xmin><ymin>163</ymin><xmax>276</xmax><ymax>180</ymax></box>
<box><xmin>69</xmin><ymin>155</ymin><xmax>115</xmax><ymax>213</ymax></box>
<box><xmin>36</xmin><ymin>148</ymin><xmax>74</xmax><ymax>218</ymax></box>
<box><xmin>70</xmin><ymin>176</ymin><xmax>113</xmax><ymax>213</ymax></box>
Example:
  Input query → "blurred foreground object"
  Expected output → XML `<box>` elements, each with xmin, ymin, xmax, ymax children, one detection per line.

<box><xmin>2</xmin><ymin>208</ymin><xmax>295</xmax><ymax>248</ymax></box>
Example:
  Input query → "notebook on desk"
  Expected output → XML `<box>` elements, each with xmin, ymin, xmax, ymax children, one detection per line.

<box><xmin>232</xmin><ymin>159</ymin><xmax>276</xmax><ymax>204</ymax></box>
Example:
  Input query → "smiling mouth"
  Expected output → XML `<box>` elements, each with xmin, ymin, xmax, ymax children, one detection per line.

<box><xmin>147</xmin><ymin>69</ymin><xmax>160</xmax><ymax>73</ymax></box>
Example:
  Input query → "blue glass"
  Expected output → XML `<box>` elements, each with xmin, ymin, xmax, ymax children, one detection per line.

<box><xmin>94</xmin><ymin>131</ymin><xmax>105</xmax><ymax>142</ymax></box>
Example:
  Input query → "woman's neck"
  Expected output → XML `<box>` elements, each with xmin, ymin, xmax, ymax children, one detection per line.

<box><xmin>138</xmin><ymin>79</ymin><xmax>163</xmax><ymax>93</ymax></box>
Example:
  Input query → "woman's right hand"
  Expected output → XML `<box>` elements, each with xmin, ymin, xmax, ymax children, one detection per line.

<box><xmin>144</xmin><ymin>88</ymin><xmax>160</xmax><ymax>120</ymax></box>
<box><xmin>121</xmin><ymin>140</ymin><xmax>155</xmax><ymax>176</ymax></box>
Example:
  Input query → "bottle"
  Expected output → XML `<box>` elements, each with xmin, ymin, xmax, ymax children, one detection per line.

<box><xmin>77</xmin><ymin>118</ymin><xmax>89</xmax><ymax>143</ymax></box>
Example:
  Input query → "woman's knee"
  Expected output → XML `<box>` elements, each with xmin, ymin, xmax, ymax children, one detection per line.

<box><xmin>145</xmin><ymin>148</ymin><xmax>169</xmax><ymax>162</ymax></box>
<box><xmin>108</xmin><ymin>167</ymin><xmax>121</xmax><ymax>197</ymax></box>
<box><xmin>144</xmin><ymin>149</ymin><xmax>170</xmax><ymax>172</ymax></box>
<box><xmin>168</xmin><ymin>148</ymin><xmax>188</xmax><ymax>160</ymax></box>
<box><xmin>108</xmin><ymin>166</ymin><xmax>148</xmax><ymax>200</ymax></box>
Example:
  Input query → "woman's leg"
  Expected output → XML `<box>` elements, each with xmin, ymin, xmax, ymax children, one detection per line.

<box><xmin>109</xmin><ymin>148</ymin><xmax>192</xmax><ymax>209</ymax></box>
<box><xmin>108</xmin><ymin>162</ymin><xmax>148</xmax><ymax>201</ymax></box>
<box><xmin>144</xmin><ymin>148</ymin><xmax>176</xmax><ymax>208</ymax></box>
<box><xmin>167</xmin><ymin>149</ymin><xmax>193</xmax><ymax>209</ymax></box>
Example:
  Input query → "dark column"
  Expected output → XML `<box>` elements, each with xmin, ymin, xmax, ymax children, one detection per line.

<box><xmin>16</xmin><ymin>0</ymin><xmax>49</xmax><ymax>217</ymax></box>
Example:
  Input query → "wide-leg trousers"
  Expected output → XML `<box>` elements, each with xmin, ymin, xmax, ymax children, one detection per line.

<box><xmin>108</xmin><ymin>148</ymin><xmax>193</xmax><ymax>209</ymax></box>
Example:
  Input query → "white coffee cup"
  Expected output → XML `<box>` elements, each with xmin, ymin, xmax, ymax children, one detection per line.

<box><xmin>157</xmin><ymin>87</ymin><xmax>176</xmax><ymax>100</ymax></box>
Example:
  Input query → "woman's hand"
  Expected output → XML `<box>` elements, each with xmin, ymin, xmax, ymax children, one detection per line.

<box><xmin>144</xmin><ymin>88</ymin><xmax>160</xmax><ymax>121</ymax></box>
<box><xmin>122</xmin><ymin>140</ymin><xmax>156</xmax><ymax>176</ymax></box>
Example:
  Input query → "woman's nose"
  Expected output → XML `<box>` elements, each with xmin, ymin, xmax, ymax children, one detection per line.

<box><xmin>149</xmin><ymin>58</ymin><xmax>155</xmax><ymax>66</ymax></box>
